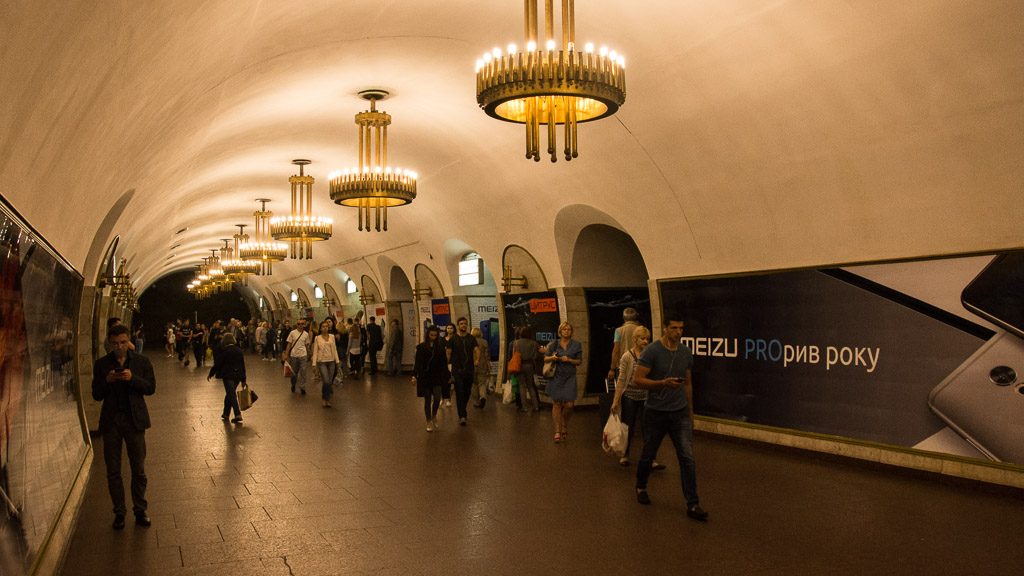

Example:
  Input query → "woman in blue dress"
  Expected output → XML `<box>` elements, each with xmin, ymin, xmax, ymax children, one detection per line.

<box><xmin>543</xmin><ymin>321</ymin><xmax>582</xmax><ymax>443</ymax></box>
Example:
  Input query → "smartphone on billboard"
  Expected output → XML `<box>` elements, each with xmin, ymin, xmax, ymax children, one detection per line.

<box><xmin>928</xmin><ymin>253</ymin><xmax>1024</xmax><ymax>463</ymax></box>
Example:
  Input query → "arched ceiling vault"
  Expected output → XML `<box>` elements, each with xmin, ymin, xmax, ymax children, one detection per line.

<box><xmin>2</xmin><ymin>1</ymin><xmax>1021</xmax><ymax>296</ymax></box>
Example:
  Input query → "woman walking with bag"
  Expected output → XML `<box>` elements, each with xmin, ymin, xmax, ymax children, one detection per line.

<box><xmin>312</xmin><ymin>319</ymin><xmax>340</xmax><ymax>408</ymax></box>
<box><xmin>544</xmin><ymin>321</ymin><xmax>583</xmax><ymax>442</ymax></box>
<box><xmin>208</xmin><ymin>333</ymin><xmax>246</xmax><ymax>424</ymax></box>
<box><xmin>412</xmin><ymin>326</ymin><xmax>450</xmax><ymax>432</ymax></box>
<box><xmin>511</xmin><ymin>326</ymin><xmax>542</xmax><ymax>412</ymax></box>
<box><xmin>611</xmin><ymin>326</ymin><xmax>663</xmax><ymax>469</ymax></box>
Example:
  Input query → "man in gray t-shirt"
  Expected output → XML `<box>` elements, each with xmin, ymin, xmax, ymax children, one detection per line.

<box><xmin>631</xmin><ymin>314</ymin><xmax>708</xmax><ymax>521</ymax></box>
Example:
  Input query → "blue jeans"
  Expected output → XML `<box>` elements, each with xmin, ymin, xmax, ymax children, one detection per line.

<box><xmin>316</xmin><ymin>361</ymin><xmax>337</xmax><ymax>401</ymax></box>
<box><xmin>636</xmin><ymin>408</ymin><xmax>700</xmax><ymax>508</ymax></box>
<box><xmin>223</xmin><ymin>379</ymin><xmax>242</xmax><ymax>418</ymax></box>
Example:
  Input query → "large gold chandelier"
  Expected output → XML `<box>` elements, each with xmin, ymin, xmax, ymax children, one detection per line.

<box><xmin>270</xmin><ymin>159</ymin><xmax>333</xmax><ymax>259</ymax></box>
<box><xmin>329</xmin><ymin>90</ymin><xmax>417</xmax><ymax>232</ymax></box>
<box><xmin>238</xmin><ymin>199</ymin><xmax>288</xmax><ymax>275</ymax></box>
<box><xmin>476</xmin><ymin>0</ymin><xmax>626</xmax><ymax>162</ymax></box>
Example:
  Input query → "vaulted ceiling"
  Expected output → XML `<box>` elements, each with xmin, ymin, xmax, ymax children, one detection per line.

<box><xmin>2</xmin><ymin>1</ymin><xmax>1021</xmax><ymax>299</ymax></box>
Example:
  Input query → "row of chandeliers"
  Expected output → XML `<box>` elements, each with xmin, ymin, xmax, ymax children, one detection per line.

<box><xmin>189</xmin><ymin>0</ymin><xmax>625</xmax><ymax>299</ymax></box>
<box><xmin>189</xmin><ymin>91</ymin><xmax>418</xmax><ymax>299</ymax></box>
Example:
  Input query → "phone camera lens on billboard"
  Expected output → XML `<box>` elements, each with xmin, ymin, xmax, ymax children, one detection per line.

<box><xmin>988</xmin><ymin>366</ymin><xmax>1016</xmax><ymax>386</ymax></box>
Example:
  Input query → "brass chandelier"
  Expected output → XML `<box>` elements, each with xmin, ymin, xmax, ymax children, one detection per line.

<box><xmin>329</xmin><ymin>90</ymin><xmax>417</xmax><ymax>232</ymax></box>
<box><xmin>476</xmin><ymin>0</ymin><xmax>626</xmax><ymax>162</ymax></box>
<box><xmin>270</xmin><ymin>159</ymin><xmax>333</xmax><ymax>259</ymax></box>
<box><xmin>220</xmin><ymin>225</ymin><xmax>261</xmax><ymax>285</ymax></box>
<box><xmin>238</xmin><ymin>199</ymin><xmax>288</xmax><ymax>275</ymax></box>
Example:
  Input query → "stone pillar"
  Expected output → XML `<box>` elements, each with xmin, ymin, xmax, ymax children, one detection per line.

<box><xmin>556</xmin><ymin>287</ymin><xmax>595</xmax><ymax>405</ymax></box>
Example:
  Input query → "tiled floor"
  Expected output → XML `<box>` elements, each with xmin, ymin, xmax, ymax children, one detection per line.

<box><xmin>62</xmin><ymin>352</ymin><xmax>1024</xmax><ymax>575</ymax></box>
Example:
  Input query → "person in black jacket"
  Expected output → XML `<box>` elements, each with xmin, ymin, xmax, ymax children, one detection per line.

<box><xmin>92</xmin><ymin>324</ymin><xmax>156</xmax><ymax>530</ymax></box>
<box><xmin>208</xmin><ymin>333</ymin><xmax>247</xmax><ymax>423</ymax></box>
<box><xmin>366</xmin><ymin>316</ymin><xmax>384</xmax><ymax>374</ymax></box>
<box><xmin>412</xmin><ymin>325</ymin><xmax>449</xmax><ymax>432</ymax></box>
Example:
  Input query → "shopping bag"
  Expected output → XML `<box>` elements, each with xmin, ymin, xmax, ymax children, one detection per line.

<box><xmin>507</xmin><ymin>349</ymin><xmax>522</xmax><ymax>374</ymax></box>
<box><xmin>237</xmin><ymin>383</ymin><xmax>257</xmax><ymax>411</ymax></box>
<box><xmin>333</xmin><ymin>370</ymin><xmax>344</xmax><ymax>388</ymax></box>
<box><xmin>283</xmin><ymin>361</ymin><xmax>294</xmax><ymax>378</ymax></box>
<box><xmin>601</xmin><ymin>413</ymin><xmax>629</xmax><ymax>457</ymax></box>
<box><xmin>501</xmin><ymin>377</ymin><xmax>515</xmax><ymax>404</ymax></box>
<box><xmin>542</xmin><ymin>359</ymin><xmax>556</xmax><ymax>378</ymax></box>
<box><xmin>205</xmin><ymin>348</ymin><xmax>213</xmax><ymax>362</ymax></box>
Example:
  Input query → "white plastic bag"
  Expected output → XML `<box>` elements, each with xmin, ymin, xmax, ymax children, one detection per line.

<box><xmin>502</xmin><ymin>379</ymin><xmax>514</xmax><ymax>404</ymax></box>
<box><xmin>601</xmin><ymin>413</ymin><xmax>629</xmax><ymax>457</ymax></box>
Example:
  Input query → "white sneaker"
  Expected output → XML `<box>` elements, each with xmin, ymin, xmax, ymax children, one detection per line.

<box><xmin>426</xmin><ymin>421</ymin><xmax>435</xmax><ymax>432</ymax></box>
<box><xmin>444</xmin><ymin>399</ymin><xmax>452</xmax><ymax>408</ymax></box>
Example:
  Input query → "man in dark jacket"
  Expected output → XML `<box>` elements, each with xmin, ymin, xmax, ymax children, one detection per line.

<box><xmin>366</xmin><ymin>316</ymin><xmax>384</xmax><ymax>375</ymax></box>
<box><xmin>92</xmin><ymin>324</ymin><xmax>156</xmax><ymax>529</ymax></box>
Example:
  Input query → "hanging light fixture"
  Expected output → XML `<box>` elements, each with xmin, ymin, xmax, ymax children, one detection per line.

<box><xmin>329</xmin><ymin>90</ymin><xmax>418</xmax><ymax>232</ymax></box>
<box><xmin>475</xmin><ymin>0</ymin><xmax>626</xmax><ymax>162</ymax></box>
<box><xmin>270</xmin><ymin>159</ymin><xmax>333</xmax><ymax>259</ymax></box>
<box><xmin>220</xmin><ymin>226</ymin><xmax>261</xmax><ymax>285</ymax></box>
<box><xmin>238</xmin><ymin>199</ymin><xmax>288</xmax><ymax>275</ymax></box>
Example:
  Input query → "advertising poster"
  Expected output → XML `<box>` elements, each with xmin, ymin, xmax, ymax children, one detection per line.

<box><xmin>468</xmin><ymin>296</ymin><xmax>500</xmax><ymax>375</ymax></box>
<box><xmin>584</xmin><ymin>289</ymin><xmax>651</xmax><ymax>395</ymax></box>
<box><xmin>1</xmin><ymin>201</ymin><xmax>87</xmax><ymax>575</ymax></box>
<box><xmin>430</xmin><ymin>298</ymin><xmax>451</xmax><ymax>330</ymax></box>
<box><xmin>501</xmin><ymin>291</ymin><xmax>561</xmax><ymax>380</ymax></box>
<box><xmin>416</xmin><ymin>299</ymin><xmax>432</xmax><ymax>343</ymax></box>
<box><xmin>659</xmin><ymin>253</ymin><xmax>1024</xmax><ymax>465</ymax></box>
<box><xmin>400</xmin><ymin>302</ymin><xmax>417</xmax><ymax>366</ymax></box>
<box><xmin>363</xmin><ymin>304</ymin><xmax>387</xmax><ymax>367</ymax></box>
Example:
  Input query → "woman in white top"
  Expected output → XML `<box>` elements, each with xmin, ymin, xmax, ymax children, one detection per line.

<box><xmin>312</xmin><ymin>319</ymin><xmax>341</xmax><ymax>407</ymax></box>
<box><xmin>611</xmin><ymin>326</ymin><xmax>663</xmax><ymax>470</ymax></box>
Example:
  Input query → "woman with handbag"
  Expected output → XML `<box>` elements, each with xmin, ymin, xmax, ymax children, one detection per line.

<box><xmin>610</xmin><ymin>325</ymin><xmax>663</xmax><ymax>470</ymax></box>
<box><xmin>412</xmin><ymin>326</ymin><xmax>450</xmax><ymax>432</ymax></box>
<box><xmin>207</xmin><ymin>333</ymin><xmax>246</xmax><ymax>424</ymax></box>
<box><xmin>544</xmin><ymin>321</ymin><xmax>583</xmax><ymax>442</ymax></box>
<box><xmin>311</xmin><ymin>319</ymin><xmax>340</xmax><ymax>408</ymax></box>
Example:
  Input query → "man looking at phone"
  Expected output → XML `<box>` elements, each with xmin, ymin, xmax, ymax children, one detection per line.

<box><xmin>631</xmin><ymin>313</ymin><xmax>708</xmax><ymax>521</ymax></box>
<box><xmin>92</xmin><ymin>324</ymin><xmax>156</xmax><ymax>530</ymax></box>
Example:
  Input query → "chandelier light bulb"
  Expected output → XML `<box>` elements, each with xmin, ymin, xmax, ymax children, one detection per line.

<box><xmin>618</xmin><ymin>55</ymin><xmax>625</xmax><ymax>67</ymax></box>
<box><xmin>507</xmin><ymin>43</ymin><xmax>517</xmax><ymax>54</ymax></box>
<box><xmin>475</xmin><ymin>59</ymin><xmax>484</xmax><ymax>72</ymax></box>
<box><xmin>546</xmin><ymin>39</ymin><xmax>556</xmax><ymax>51</ymax></box>
<box><xmin>526</xmin><ymin>40</ymin><xmax>537</xmax><ymax>52</ymax></box>
<box><xmin>483</xmin><ymin>52</ymin><xmax>493</xmax><ymax>63</ymax></box>
<box><xmin>492</xmin><ymin>47</ymin><xmax>502</xmax><ymax>58</ymax></box>
<box><xmin>584</xmin><ymin>42</ymin><xmax>594</xmax><ymax>53</ymax></box>
<box><xmin>599</xmin><ymin>45</ymin><xmax>608</xmax><ymax>57</ymax></box>
<box><xmin>609</xmin><ymin>50</ymin><xmax>618</xmax><ymax>62</ymax></box>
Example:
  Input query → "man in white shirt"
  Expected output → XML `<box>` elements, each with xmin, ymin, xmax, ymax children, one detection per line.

<box><xmin>285</xmin><ymin>318</ymin><xmax>310</xmax><ymax>395</ymax></box>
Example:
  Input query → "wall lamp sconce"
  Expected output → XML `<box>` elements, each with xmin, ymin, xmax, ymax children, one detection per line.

<box><xmin>412</xmin><ymin>286</ymin><xmax>433</xmax><ymax>299</ymax></box>
<box><xmin>501</xmin><ymin>264</ymin><xmax>528</xmax><ymax>292</ymax></box>
<box><xmin>359</xmin><ymin>294</ymin><xmax>376</xmax><ymax>305</ymax></box>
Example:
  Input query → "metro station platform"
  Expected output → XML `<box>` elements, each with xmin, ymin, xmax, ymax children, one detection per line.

<box><xmin>62</xmin><ymin>352</ymin><xmax>1024</xmax><ymax>576</ymax></box>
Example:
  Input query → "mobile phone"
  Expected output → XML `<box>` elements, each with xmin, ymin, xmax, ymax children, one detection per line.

<box><xmin>961</xmin><ymin>252</ymin><xmax>1024</xmax><ymax>338</ymax></box>
<box><xmin>927</xmin><ymin>253</ymin><xmax>1024</xmax><ymax>463</ymax></box>
<box><xmin>114</xmin><ymin>367</ymin><xmax>127</xmax><ymax>372</ymax></box>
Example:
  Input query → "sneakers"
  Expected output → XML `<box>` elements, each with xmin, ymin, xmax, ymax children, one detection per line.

<box><xmin>444</xmin><ymin>399</ymin><xmax>452</xmax><ymax>408</ymax></box>
<box><xmin>112</xmin><ymin>514</ymin><xmax>125</xmax><ymax>530</ymax></box>
<box><xmin>426</xmin><ymin>421</ymin><xmax>435</xmax><ymax>432</ymax></box>
<box><xmin>651</xmin><ymin>462</ymin><xmax>667</xmax><ymax>471</ymax></box>
<box><xmin>636</xmin><ymin>489</ymin><xmax>651</xmax><ymax>505</ymax></box>
<box><xmin>135</xmin><ymin>512</ymin><xmax>152</xmax><ymax>527</ymax></box>
<box><xmin>231</xmin><ymin>417</ymin><xmax>243</xmax><ymax>424</ymax></box>
<box><xmin>619</xmin><ymin>457</ymin><xmax>630</xmax><ymax>467</ymax></box>
<box><xmin>458</xmin><ymin>417</ymin><xmax>467</xmax><ymax>426</ymax></box>
<box><xmin>687</xmin><ymin>505</ymin><xmax>709</xmax><ymax>521</ymax></box>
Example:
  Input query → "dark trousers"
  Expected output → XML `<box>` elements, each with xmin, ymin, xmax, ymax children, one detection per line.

<box><xmin>619</xmin><ymin>396</ymin><xmax>646</xmax><ymax>458</ymax></box>
<box><xmin>424</xmin><ymin>385</ymin><xmax>442</xmax><ymax>421</ymax></box>
<box><xmin>636</xmin><ymin>408</ymin><xmax>699</xmax><ymax>508</ymax></box>
<box><xmin>193</xmin><ymin>342</ymin><xmax>205</xmax><ymax>366</ymax></box>
<box><xmin>368</xmin><ymin>348</ymin><xmax>379</xmax><ymax>374</ymax></box>
<box><xmin>102</xmin><ymin>412</ymin><xmax>148</xmax><ymax>515</ymax></box>
<box><xmin>222</xmin><ymin>379</ymin><xmax>241</xmax><ymax>418</ymax></box>
<box><xmin>348</xmin><ymin>352</ymin><xmax>362</xmax><ymax>375</ymax></box>
<box><xmin>452</xmin><ymin>369</ymin><xmax>474</xmax><ymax>419</ymax></box>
